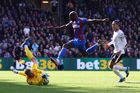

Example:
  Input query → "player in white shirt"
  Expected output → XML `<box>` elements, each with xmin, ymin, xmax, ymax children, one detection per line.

<box><xmin>105</xmin><ymin>20</ymin><xmax>130</xmax><ymax>82</ymax></box>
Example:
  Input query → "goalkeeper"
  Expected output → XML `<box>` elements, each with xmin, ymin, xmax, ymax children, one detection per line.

<box><xmin>11</xmin><ymin>45</ymin><xmax>49</xmax><ymax>85</ymax></box>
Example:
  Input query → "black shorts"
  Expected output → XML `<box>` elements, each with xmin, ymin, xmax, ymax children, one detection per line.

<box><xmin>110</xmin><ymin>53</ymin><xmax>124</xmax><ymax>64</ymax></box>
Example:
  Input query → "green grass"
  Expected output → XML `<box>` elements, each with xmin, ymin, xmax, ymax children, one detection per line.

<box><xmin>0</xmin><ymin>71</ymin><xmax>140</xmax><ymax>93</ymax></box>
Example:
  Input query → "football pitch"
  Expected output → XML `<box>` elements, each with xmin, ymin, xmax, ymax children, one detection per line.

<box><xmin>0</xmin><ymin>71</ymin><xmax>140</xmax><ymax>93</ymax></box>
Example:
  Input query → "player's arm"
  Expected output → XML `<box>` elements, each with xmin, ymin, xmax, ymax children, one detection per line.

<box><xmin>48</xmin><ymin>21</ymin><xmax>72</xmax><ymax>30</ymax></box>
<box><xmin>10</xmin><ymin>66</ymin><xmax>26</xmax><ymax>76</ymax></box>
<box><xmin>31</xmin><ymin>59</ymin><xmax>43</xmax><ymax>74</ymax></box>
<box><xmin>88</xmin><ymin>18</ymin><xmax>109</xmax><ymax>23</ymax></box>
<box><xmin>32</xmin><ymin>63</ymin><xmax>43</xmax><ymax>74</ymax></box>
<box><xmin>18</xmin><ymin>72</ymin><xmax>27</xmax><ymax>76</ymax></box>
<box><xmin>104</xmin><ymin>40</ymin><xmax>114</xmax><ymax>49</ymax></box>
<box><xmin>24</xmin><ymin>45</ymin><xmax>41</xmax><ymax>71</ymax></box>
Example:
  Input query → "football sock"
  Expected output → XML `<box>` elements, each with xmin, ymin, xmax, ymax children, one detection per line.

<box><xmin>113</xmin><ymin>64</ymin><xmax>127</xmax><ymax>71</ymax></box>
<box><xmin>57</xmin><ymin>47</ymin><xmax>67</xmax><ymax>63</ymax></box>
<box><xmin>113</xmin><ymin>70</ymin><xmax>124</xmax><ymax>79</ymax></box>
<box><xmin>86</xmin><ymin>43</ymin><xmax>98</xmax><ymax>54</ymax></box>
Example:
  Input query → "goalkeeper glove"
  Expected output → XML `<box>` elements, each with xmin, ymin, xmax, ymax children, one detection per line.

<box><xmin>10</xmin><ymin>66</ymin><xmax>18</xmax><ymax>74</ymax></box>
<box><xmin>42</xmin><ymin>74</ymin><xmax>49</xmax><ymax>79</ymax></box>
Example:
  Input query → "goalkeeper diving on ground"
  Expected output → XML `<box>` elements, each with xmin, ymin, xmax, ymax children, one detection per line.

<box><xmin>10</xmin><ymin>39</ymin><xmax>49</xmax><ymax>85</ymax></box>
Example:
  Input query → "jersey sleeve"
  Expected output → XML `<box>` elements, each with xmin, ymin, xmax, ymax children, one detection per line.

<box><xmin>18</xmin><ymin>72</ymin><xmax>27</xmax><ymax>76</ymax></box>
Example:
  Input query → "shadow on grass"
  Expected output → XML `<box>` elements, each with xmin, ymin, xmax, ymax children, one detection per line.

<box><xmin>116</xmin><ymin>85</ymin><xmax>140</xmax><ymax>89</ymax></box>
<box><xmin>0</xmin><ymin>81</ymin><xmax>140</xmax><ymax>93</ymax></box>
<box><xmin>0</xmin><ymin>81</ymin><xmax>90</xmax><ymax>93</ymax></box>
<box><xmin>125</xmin><ymin>81</ymin><xmax>140</xmax><ymax>84</ymax></box>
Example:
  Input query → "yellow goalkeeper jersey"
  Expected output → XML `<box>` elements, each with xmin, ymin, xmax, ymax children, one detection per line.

<box><xmin>18</xmin><ymin>64</ymin><xmax>45</xmax><ymax>85</ymax></box>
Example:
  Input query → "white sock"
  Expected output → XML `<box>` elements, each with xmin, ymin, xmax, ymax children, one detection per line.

<box><xmin>56</xmin><ymin>59</ymin><xmax>63</xmax><ymax>65</ymax></box>
<box><xmin>113</xmin><ymin>70</ymin><xmax>124</xmax><ymax>79</ymax></box>
<box><xmin>113</xmin><ymin>64</ymin><xmax>127</xmax><ymax>71</ymax></box>
<box><xmin>95</xmin><ymin>42</ymin><xmax>99</xmax><ymax>46</ymax></box>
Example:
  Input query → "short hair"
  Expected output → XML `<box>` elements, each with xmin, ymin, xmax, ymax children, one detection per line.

<box><xmin>113</xmin><ymin>19</ymin><xmax>120</xmax><ymax>26</ymax></box>
<box><xmin>69</xmin><ymin>11</ymin><xmax>77</xmax><ymax>17</ymax></box>
<box><xmin>25</xmin><ymin>69</ymin><xmax>32</xmax><ymax>75</ymax></box>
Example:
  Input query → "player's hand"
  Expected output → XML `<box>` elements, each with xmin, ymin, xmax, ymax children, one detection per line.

<box><xmin>42</xmin><ymin>74</ymin><xmax>50</xmax><ymax>79</ymax></box>
<box><xmin>102</xmin><ymin>18</ymin><xmax>109</xmax><ymax>22</ymax></box>
<box><xmin>102</xmin><ymin>40</ymin><xmax>109</xmax><ymax>49</ymax></box>
<box><xmin>13</xmin><ymin>69</ymin><xmax>18</xmax><ymax>74</ymax></box>
<box><xmin>10</xmin><ymin>66</ymin><xmax>18</xmax><ymax>74</ymax></box>
<box><xmin>10</xmin><ymin>66</ymin><xmax>14</xmax><ymax>71</ymax></box>
<box><xmin>103</xmin><ymin>40</ymin><xmax>110</xmax><ymax>49</ymax></box>
<box><xmin>104</xmin><ymin>43</ymin><xmax>110</xmax><ymax>49</ymax></box>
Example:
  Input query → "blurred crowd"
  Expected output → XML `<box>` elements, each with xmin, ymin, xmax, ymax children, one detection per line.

<box><xmin>0</xmin><ymin>0</ymin><xmax>139</xmax><ymax>58</ymax></box>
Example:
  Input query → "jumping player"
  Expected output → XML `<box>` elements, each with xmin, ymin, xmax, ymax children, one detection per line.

<box><xmin>104</xmin><ymin>20</ymin><xmax>129</xmax><ymax>82</ymax></box>
<box><xmin>50</xmin><ymin>11</ymin><xmax>108</xmax><ymax>70</ymax></box>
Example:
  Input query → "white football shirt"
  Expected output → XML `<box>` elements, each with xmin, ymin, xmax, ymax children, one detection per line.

<box><xmin>108</xmin><ymin>29</ymin><xmax>127</xmax><ymax>54</ymax></box>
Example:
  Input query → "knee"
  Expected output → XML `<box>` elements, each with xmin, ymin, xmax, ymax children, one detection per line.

<box><xmin>109</xmin><ymin>64</ymin><xmax>113</xmax><ymax>69</ymax></box>
<box><xmin>109</xmin><ymin>61</ymin><xmax>115</xmax><ymax>69</ymax></box>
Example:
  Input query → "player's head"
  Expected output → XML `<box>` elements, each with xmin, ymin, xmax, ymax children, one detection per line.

<box><xmin>112</xmin><ymin>20</ymin><xmax>120</xmax><ymax>31</ymax></box>
<box><xmin>25</xmin><ymin>69</ymin><xmax>34</xmax><ymax>78</ymax></box>
<box><xmin>69</xmin><ymin>11</ymin><xmax>78</xmax><ymax>21</ymax></box>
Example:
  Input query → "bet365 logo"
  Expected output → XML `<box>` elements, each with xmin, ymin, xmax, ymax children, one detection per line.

<box><xmin>77</xmin><ymin>59</ymin><xmax>123</xmax><ymax>70</ymax></box>
<box><xmin>15</xmin><ymin>59</ymin><xmax>56</xmax><ymax>70</ymax></box>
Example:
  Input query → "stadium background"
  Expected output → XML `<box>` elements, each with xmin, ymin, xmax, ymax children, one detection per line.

<box><xmin>0</xmin><ymin>0</ymin><xmax>139</xmax><ymax>71</ymax></box>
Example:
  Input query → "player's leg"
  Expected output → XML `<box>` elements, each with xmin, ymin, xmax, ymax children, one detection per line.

<box><xmin>20</xmin><ymin>37</ymin><xmax>32</xmax><ymax>49</ymax></box>
<box><xmin>86</xmin><ymin>40</ymin><xmax>104</xmax><ymax>55</ymax></box>
<box><xmin>86</xmin><ymin>43</ymin><xmax>99</xmax><ymax>55</ymax></box>
<box><xmin>50</xmin><ymin>40</ymin><xmax>75</xmax><ymax>70</ymax></box>
<box><xmin>80</xmin><ymin>50</ymin><xmax>88</xmax><ymax>57</ymax></box>
<box><xmin>12</xmin><ymin>46</ymin><xmax>25</xmax><ymax>68</ymax></box>
<box><xmin>109</xmin><ymin>53</ymin><xmax>129</xmax><ymax>82</ymax></box>
<box><xmin>77</xmin><ymin>40</ymin><xmax>88</xmax><ymax>57</ymax></box>
<box><xmin>13</xmin><ymin>60</ymin><xmax>16</xmax><ymax>68</ymax></box>
<box><xmin>24</xmin><ymin>45</ymin><xmax>38</xmax><ymax>64</ymax></box>
<box><xmin>111</xmin><ymin>54</ymin><xmax>130</xmax><ymax>77</ymax></box>
<box><xmin>58</xmin><ymin>40</ymin><xmax>74</xmax><ymax>61</ymax></box>
<box><xmin>109</xmin><ymin>55</ymin><xmax>125</xmax><ymax>82</ymax></box>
